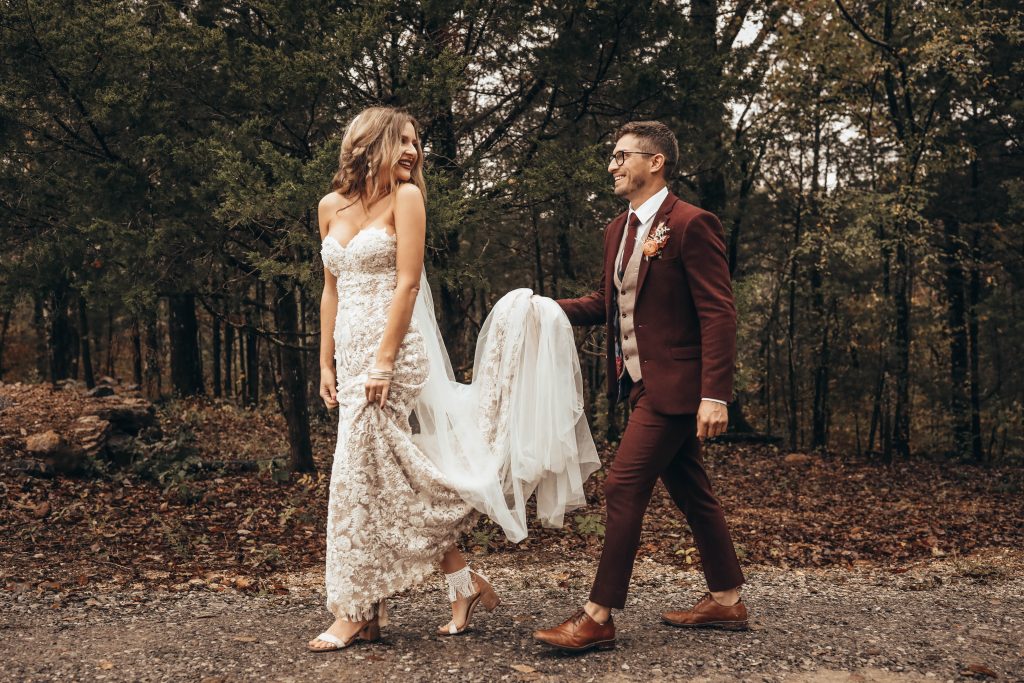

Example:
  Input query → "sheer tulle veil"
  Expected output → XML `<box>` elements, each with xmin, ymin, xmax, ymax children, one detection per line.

<box><xmin>409</xmin><ymin>270</ymin><xmax>601</xmax><ymax>542</ymax></box>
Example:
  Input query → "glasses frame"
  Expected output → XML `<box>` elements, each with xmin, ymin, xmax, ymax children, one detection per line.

<box><xmin>610</xmin><ymin>150</ymin><xmax>658</xmax><ymax>167</ymax></box>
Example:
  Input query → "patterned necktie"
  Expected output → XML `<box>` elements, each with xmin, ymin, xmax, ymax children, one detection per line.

<box><xmin>619</xmin><ymin>212</ymin><xmax>642</xmax><ymax>279</ymax></box>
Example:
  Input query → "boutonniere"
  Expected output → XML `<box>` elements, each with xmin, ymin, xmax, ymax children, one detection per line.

<box><xmin>642</xmin><ymin>221</ymin><xmax>671</xmax><ymax>260</ymax></box>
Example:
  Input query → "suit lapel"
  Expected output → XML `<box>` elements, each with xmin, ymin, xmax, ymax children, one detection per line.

<box><xmin>605</xmin><ymin>212</ymin><xmax>629</xmax><ymax>314</ymax></box>
<box><xmin>636</xmin><ymin>192</ymin><xmax>679</xmax><ymax>296</ymax></box>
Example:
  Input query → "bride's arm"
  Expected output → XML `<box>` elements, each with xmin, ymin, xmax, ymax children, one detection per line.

<box><xmin>368</xmin><ymin>183</ymin><xmax>426</xmax><ymax>406</ymax></box>
<box><xmin>318</xmin><ymin>193</ymin><xmax>340</xmax><ymax>409</ymax></box>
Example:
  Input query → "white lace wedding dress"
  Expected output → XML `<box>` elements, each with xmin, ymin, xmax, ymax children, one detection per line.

<box><xmin>321</xmin><ymin>226</ymin><xmax>599</xmax><ymax>624</ymax></box>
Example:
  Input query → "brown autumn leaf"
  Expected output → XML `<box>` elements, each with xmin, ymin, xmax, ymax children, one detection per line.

<box><xmin>2</xmin><ymin>382</ymin><xmax>1023</xmax><ymax>590</ymax></box>
<box><xmin>964</xmin><ymin>663</ymin><xmax>998</xmax><ymax>678</ymax></box>
<box><xmin>511</xmin><ymin>664</ymin><xmax>537</xmax><ymax>674</ymax></box>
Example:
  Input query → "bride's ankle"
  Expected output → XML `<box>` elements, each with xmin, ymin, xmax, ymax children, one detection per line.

<box><xmin>443</xmin><ymin>565</ymin><xmax>477</xmax><ymax>602</ymax></box>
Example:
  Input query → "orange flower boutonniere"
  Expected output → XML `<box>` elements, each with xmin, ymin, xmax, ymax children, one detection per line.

<box><xmin>643</xmin><ymin>221</ymin><xmax>670</xmax><ymax>260</ymax></box>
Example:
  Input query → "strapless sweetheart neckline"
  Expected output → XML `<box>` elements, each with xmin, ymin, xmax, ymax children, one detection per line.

<box><xmin>323</xmin><ymin>225</ymin><xmax>396</xmax><ymax>250</ymax></box>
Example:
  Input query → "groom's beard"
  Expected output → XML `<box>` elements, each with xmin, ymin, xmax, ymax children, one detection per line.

<box><xmin>614</xmin><ymin>174</ymin><xmax>647</xmax><ymax>200</ymax></box>
<box><xmin>614</xmin><ymin>179</ymin><xmax>636</xmax><ymax>198</ymax></box>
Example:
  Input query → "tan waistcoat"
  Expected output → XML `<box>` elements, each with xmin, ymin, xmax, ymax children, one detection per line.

<box><xmin>614</xmin><ymin>218</ymin><xmax>654</xmax><ymax>381</ymax></box>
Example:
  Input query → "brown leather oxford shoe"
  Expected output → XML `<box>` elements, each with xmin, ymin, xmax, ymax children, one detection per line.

<box><xmin>533</xmin><ymin>608</ymin><xmax>616</xmax><ymax>652</ymax></box>
<box><xmin>662</xmin><ymin>593</ymin><xmax>749</xmax><ymax>630</ymax></box>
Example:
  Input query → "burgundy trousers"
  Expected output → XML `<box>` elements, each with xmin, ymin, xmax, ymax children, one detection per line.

<box><xmin>589</xmin><ymin>380</ymin><xmax>745</xmax><ymax>609</ymax></box>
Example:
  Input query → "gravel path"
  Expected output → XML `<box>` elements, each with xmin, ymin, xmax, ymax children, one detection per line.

<box><xmin>3</xmin><ymin>551</ymin><xmax>1021</xmax><ymax>683</ymax></box>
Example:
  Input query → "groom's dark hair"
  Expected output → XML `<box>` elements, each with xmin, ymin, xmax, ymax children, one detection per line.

<box><xmin>615</xmin><ymin>121</ymin><xmax>679</xmax><ymax>180</ymax></box>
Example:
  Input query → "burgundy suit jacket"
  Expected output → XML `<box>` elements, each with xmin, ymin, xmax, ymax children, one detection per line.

<box><xmin>557</xmin><ymin>191</ymin><xmax>737</xmax><ymax>415</ymax></box>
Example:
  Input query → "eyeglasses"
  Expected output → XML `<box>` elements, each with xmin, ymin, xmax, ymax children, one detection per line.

<box><xmin>610</xmin><ymin>150</ymin><xmax>657</xmax><ymax>167</ymax></box>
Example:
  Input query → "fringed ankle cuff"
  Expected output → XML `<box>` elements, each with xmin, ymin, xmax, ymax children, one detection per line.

<box><xmin>444</xmin><ymin>566</ymin><xmax>475</xmax><ymax>602</ymax></box>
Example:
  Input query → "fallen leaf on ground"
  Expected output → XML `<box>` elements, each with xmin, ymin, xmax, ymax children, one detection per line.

<box><xmin>964</xmin><ymin>663</ymin><xmax>998</xmax><ymax>678</ymax></box>
<box><xmin>511</xmin><ymin>664</ymin><xmax>536</xmax><ymax>673</ymax></box>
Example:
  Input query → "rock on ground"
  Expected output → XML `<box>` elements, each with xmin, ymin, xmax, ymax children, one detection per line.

<box><xmin>2</xmin><ymin>551</ymin><xmax>1021</xmax><ymax>683</ymax></box>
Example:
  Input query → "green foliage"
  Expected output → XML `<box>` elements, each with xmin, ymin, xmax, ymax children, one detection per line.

<box><xmin>574</xmin><ymin>513</ymin><xmax>606</xmax><ymax>539</ymax></box>
<box><xmin>1</xmin><ymin>0</ymin><xmax>1021</xmax><ymax>459</ymax></box>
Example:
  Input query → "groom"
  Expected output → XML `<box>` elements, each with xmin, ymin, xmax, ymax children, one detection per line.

<box><xmin>534</xmin><ymin>121</ymin><xmax>747</xmax><ymax>652</ymax></box>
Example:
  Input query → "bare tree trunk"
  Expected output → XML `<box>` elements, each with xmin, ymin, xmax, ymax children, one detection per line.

<box><xmin>869</xmin><ymin>220</ymin><xmax>891</xmax><ymax>458</ymax></box>
<box><xmin>868</xmin><ymin>362</ymin><xmax>885</xmax><ymax>455</ymax></box>
<box><xmin>130</xmin><ymin>316</ymin><xmax>143</xmax><ymax>386</ymax></box>
<box><xmin>761</xmin><ymin>326</ymin><xmax>772</xmax><ymax>434</ymax></box>
<box><xmin>212</xmin><ymin>314</ymin><xmax>222</xmax><ymax>399</ymax></box>
<box><xmin>77</xmin><ymin>295</ymin><xmax>96</xmax><ymax>389</ymax></box>
<box><xmin>787</xmin><ymin>209</ymin><xmax>801</xmax><ymax>449</ymax></box>
<box><xmin>942</xmin><ymin>218</ymin><xmax>971</xmax><ymax>456</ymax></box>
<box><xmin>299</xmin><ymin>285</ymin><xmax>318</xmax><ymax>415</ymax></box>
<box><xmin>168</xmin><ymin>293</ymin><xmax>204</xmax><ymax>396</ymax></box>
<box><xmin>223</xmin><ymin>311</ymin><xmax>234</xmax><ymax>398</ymax></box>
<box><xmin>892</xmin><ymin>237</ymin><xmax>912</xmax><ymax>458</ymax></box>
<box><xmin>967</xmin><ymin>228</ymin><xmax>983</xmax><ymax>461</ymax></box>
<box><xmin>32</xmin><ymin>295</ymin><xmax>48</xmax><ymax>381</ymax></box>
<box><xmin>557</xmin><ymin>220</ymin><xmax>576</xmax><ymax>284</ymax></box>
<box><xmin>104</xmin><ymin>306</ymin><xmax>115</xmax><ymax>377</ymax></box>
<box><xmin>244</xmin><ymin>305</ymin><xmax>259</xmax><ymax>406</ymax></box>
<box><xmin>811</xmin><ymin>319</ymin><xmax>830</xmax><ymax>450</ymax></box>
<box><xmin>882</xmin><ymin>398</ymin><xmax>893</xmax><ymax>462</ymax></box>
<box><xmin>690</xmin><ymin>0</ymin><xmax>727</xmax><ymax>215</ymax></box>
<box><xmin>259</xmin><ymin>284</ymin><xmax>276</xmax><ymax>400</ymax></box>
<box><xmin>0</xmin><ymin>308</ymin><xmax>10</xmax><ymax>380</ymax></box>
<box><xmin>144</xmin><ymin>307</ymin><xmax>162</xmax><ymax>399</ymax></box>
<box><xmin>272</xmin><ymin>279</ymin><xmax>315</xmax><ymax>473</ymax></box>
<box><xmin>809</xmin><ymin>115</ymin><xmax>829</xmax><ymax>450</ymax></box>
<box><xmin>48</xmin><ymin>283</ymin><xmax>76</xmax><ymax>383</ymax></box>
<box><xmin>532</xmin><ymin>210</ymin><xmax>545</xmax><ymax>297</ymax></box>
<box><xmin>606</xmin><ymin>393</ymin><xmax>621</xmax><ymax>443</ymax></box>
<box><xmin>727</xmin><ymin>397</ymin><xmax>756</xmax><ymax>433</ymax></box>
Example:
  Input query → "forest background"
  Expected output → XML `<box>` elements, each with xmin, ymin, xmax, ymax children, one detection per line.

<box><xmin>1</xmin><ymin>0</ymin><xmax>1022</xmax><ymax>471</ymax></box>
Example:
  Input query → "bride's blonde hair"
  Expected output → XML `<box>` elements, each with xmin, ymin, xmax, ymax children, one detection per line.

<box><xmin>331</xmin><ymin>106</ymin><xmax>426</xmax><ymax>203</ymax></box>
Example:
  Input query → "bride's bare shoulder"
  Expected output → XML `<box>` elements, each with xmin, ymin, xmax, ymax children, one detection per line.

<box><xmin>393</xmin><ymin>183</ymin><xmax>424</xmax><ymax>213</ymax></box>
<box><xmin>318</xmin><ymin>192</ymin><xmax>351</xmax><ymax>235</ymax></box>
<box><xmin>319</xmin><ymin>191</ymin><xmax>348</xmax><ymax>212</ymax></box>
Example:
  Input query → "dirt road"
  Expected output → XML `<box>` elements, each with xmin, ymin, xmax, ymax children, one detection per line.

<box><xmin>3</xmin><ymin>551</ymin><xmax>1021</xmax><ymax>682</ymax></box>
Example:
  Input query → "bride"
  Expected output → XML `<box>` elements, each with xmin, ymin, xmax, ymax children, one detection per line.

<box><xmin>307</xmin><ymin>106</ymin><xmax>599</xmax><ymax>651</ymax></box>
